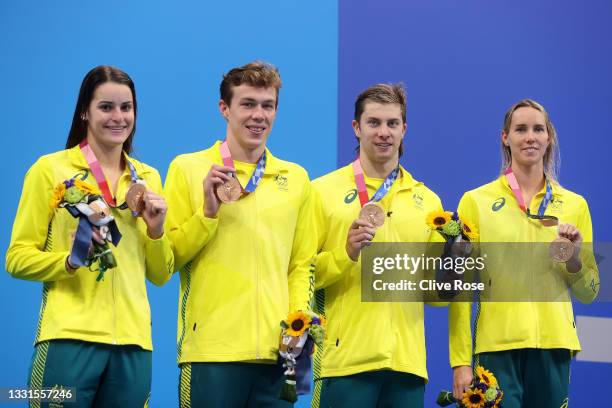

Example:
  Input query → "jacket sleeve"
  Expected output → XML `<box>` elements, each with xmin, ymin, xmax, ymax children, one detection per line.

<box><xmin>313</xmin><ymin>187</ymin><xmax>356</xmax><ymax>290</ymax></box>
<box><xmin>449</xmin><ymin>301</ymin><xmax>473</xmax><ymax>367</ymax></box>
<box><xmin>287</xmin><ymin>177</ymin><xmax>317</xmax><ymax>312</ymax></box>
<box><xmin>143</xmin><ymin>168</ymin><xmax>175</xmax><ymax>286</ymax></box>
<box><xmin>164</xmin><ymin>159</ymin><xmax>219</xmax><ymax>271</ymax></box>
<box><xmin>6</xmin><ymin>157</ymin><xmax>77</xmax><ymax>281</ymax></box>
<box><xmin>562</xmin><ymin>197</ymin><xmax>599</xmax><ymax>304</ymax></box>
<box><xmin>448</xmin><ymin>192</ymin><xmax>479</xmax><ymax>367</ymax></box>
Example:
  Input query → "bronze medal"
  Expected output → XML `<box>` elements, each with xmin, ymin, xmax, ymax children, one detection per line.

<box><xmin>359</xmin><ymin>203</ymin><xmax>386</xmax><ymax>228</ymax></box>
<box><xmin>216</xmin><ymin>177</ymin><xmax>242</xmax><ymax>203</ymax></box>
<box><xmin>126</xmin><ymin>183</ymin><xmax>146</xmax><ymax>214</ymax></box>
<box><xmin>549</xmin><ymin>237</ymin><xmax>575</xmax><ymax>263</ymax></box>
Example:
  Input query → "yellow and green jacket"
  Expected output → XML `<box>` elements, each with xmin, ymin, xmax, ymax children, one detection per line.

<box><xmin>6</xmin><ymin>145</ymin><xmax>174</xmax><ymax>350</ymax></box>
<box><xmin>449</xmin><ymin>176</ymin><xmax>599</xmax><ymax>367</ymax></box>
<box><xmin>164</xmin><ymin>141</ymin><xmax>316</xmax><ymax>364</ymax></box>
<box><xmin>312</xmin><ymin>163</ymin><xmax>443</xmax><ymax>381</ymax></box>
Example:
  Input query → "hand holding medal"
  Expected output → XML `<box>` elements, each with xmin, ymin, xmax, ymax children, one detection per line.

<box><xmin>203</xmin><ymin>164</ymin><xmax>239</xmax><ymax>218</ymax></box>
<box><xmin>505</xmin><ymin>168</ymin><xmax>580</xmax><ymax>265</ymax></box>
<box><xmin>203</xmin><ymin>141</ymin><xmax>267</xmax><ymax>218</ymax></box>
<box><xmin>346</xmin><ymin>218</ymin><xmax>377</xmax><ymax>262</ymax></box>
<box><xmin>551</xmin><ymin>223</ymin><xmax>582</xmax><ymax>267</ymax></box>
<box><xmin>346</xmin><ymin>158</ymin><xmax>399</xmax><ymax>261</ymax></box>
<box><xmin>138</xmin><ymin>190</ymin><xmax>168</xmax><ymax>239</ymax></box>
<box><xmin>125</xmin><ymin>177</ymin><xmax>167</xmax><ymax>239</ymax></box>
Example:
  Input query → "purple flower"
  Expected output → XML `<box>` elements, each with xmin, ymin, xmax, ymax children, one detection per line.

<box><xmin>64</xmin><ymin>179</ymin><xmax>75</xmax><ymax>188</ymax></box>
<box><xmin>475</xmin><ymin>382</ymin><xmax>488</xmax><ymax>393</ymax></box>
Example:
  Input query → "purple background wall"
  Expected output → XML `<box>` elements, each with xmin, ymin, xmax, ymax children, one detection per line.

<box><xmin>338</xmin><ymin>1</ymin><xmax>611</xmax><ymax>406</ymax></box>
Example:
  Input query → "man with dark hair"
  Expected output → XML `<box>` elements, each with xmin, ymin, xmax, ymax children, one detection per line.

<box><xmin>164</xmin><ymin>61</ymin><xmax>315</xmax><ymax>406</ymax></box>
<box><xmin>311</xmin><ymin>83</ymin><xmax>443</xmax><ymax>407</ymax></box>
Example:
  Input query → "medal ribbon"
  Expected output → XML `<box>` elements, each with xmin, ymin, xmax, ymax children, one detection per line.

<box><xmin>79</xmin><ymin>140</ymin><xmax>140</xmax><ymax>209</ymax></box>
<box><xmin>504</xmin><ymin>167</ymin><xmax>553</xmax><ymax>217</ymax></box>
<box><xmin>352</xmin><ymin>158</ymin><xmax>400</xmax><ymax>207</ymax></box>
<box><xmin>219</xmin><ymin>140</ymin><xmax>267</xmax><ymax>194</ymax></box>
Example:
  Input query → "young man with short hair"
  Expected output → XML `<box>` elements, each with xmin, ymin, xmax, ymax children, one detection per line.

<box><xmin>164</xmin><ymin>61</ymin><xmax>315</xmax><ymax>407</ymax></box>
<box><xmin>311</xmin><ymin>83</ymin><xmax>443</xmax><ymax>408</ymax></box>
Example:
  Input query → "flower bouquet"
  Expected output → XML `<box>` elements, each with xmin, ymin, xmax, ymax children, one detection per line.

<box><xmin>437</xmin><ymin>366</ymin><xmax>503</xmax><ymax>408</ymax></box>
<box><xmin>51</xmin><ymin>178</ymin><xmax>121</xmax><ymax>281</ymax></box>
<box><xmin>278</xmin><ymin>310</ymin><xmax>326</xmax><ymax>403</ymax></box>
<box><xmin>426</xmin><ymin>210</ymin><xmax>479</xmax><ymax>299</ymax></box>
<box><xmin>427</xmin><ymin>210</ymin><xmax>478</xmax><ymax>247</ymax></box>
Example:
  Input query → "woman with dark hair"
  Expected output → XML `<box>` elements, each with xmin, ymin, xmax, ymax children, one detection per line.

<box><xmin>448</xmin><ymin>99</ymin><xmax>599</xmax><ymax>408</ymax></box>
<box><xmin>6</xmin><ymin>65</ymin><xmax>174</xmax><ymax>407</ymax></box>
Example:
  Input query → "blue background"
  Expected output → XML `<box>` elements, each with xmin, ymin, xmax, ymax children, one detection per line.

<box><xmin>1</xmin><ymin>0</ymin><xmax>609</xmax><ymax>406</ymax></box>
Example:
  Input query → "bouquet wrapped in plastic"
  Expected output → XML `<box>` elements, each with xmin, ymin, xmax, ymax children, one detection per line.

<box><xmin>278</xmin><ymin>310</ymin><xmax>326</xmax><ymax>403</ymax></box>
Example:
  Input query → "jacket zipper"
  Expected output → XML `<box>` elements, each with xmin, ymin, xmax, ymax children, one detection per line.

<box><xmin>112</xmin><ymin>266</ymin><xmax>117</xmax><ymax>345</ymax></box>
<box><xmin>254</xmin><ymin>192</ymin><xmax>261</xmax><ymax>359</ymax></box>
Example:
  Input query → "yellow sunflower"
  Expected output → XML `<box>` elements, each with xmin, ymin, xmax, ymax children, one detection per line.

<box><xmin>426</xmin><ymin>211</ymin><xmax>452</xmax><ymax>229</ymax></box>
<box><xmin>462</xmin><ymin>218</ymin><xmax>479</xmax><ymax>241</ymax></box>
<box><xmin>476</xmin><ymin>365</ymin><xmax>498</xmax><ymax>387</ymax></box>
<box><xmin>50</xmin><ymin>182</ymin><xmax>66</xmax><ymax>208</ymax></box>
<box><xmin>74</xmin><ymin>179</ymin><xmax>101</xmax><ymax>196</ymax></box>
<box><xmin>462</xmin><ymin>388</ymin><xmax>486</xmax><ymax>408</ymax></box>
<box><xmin>284</xmin><ymin>311</ymin><xmax>311</xmax><ymax>337</ymax></box>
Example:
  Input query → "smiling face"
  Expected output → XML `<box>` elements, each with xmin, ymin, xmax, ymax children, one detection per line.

<box><xmin>219</xmin><ymin>84</ymin><xmax>277</xmax><ymax>153</ymax></box>
<box><xmin>354</xmin><ymin>102</ymin><xmax>406</xmax><ymax>165</ymax></box>
<box><xmin>502</xmin><ymin>106</ymin><xmax>550</xmax><ymax>169</ymax></box>
<box><xmin>85</xmin><ymin>82</ymin><xmax>134</xmax><ymax>150</ymax></box>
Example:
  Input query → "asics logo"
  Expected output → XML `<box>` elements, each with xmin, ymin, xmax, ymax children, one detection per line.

<box><xmin>492</xmin><ymin>197</ymin><xmax>505</xmax><ymax>211</ymax></box>
<box><xmin>344</xmin><ymin>189</ymin><xmax>358</xmax><ymax>204</ymax></box>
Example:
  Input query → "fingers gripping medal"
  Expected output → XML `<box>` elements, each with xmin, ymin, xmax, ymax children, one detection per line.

<box><xmin>217</xmin><ymin>140</ymin><xmax>267</xmax><ymax>204</ymax></box>
<box><xmin>352</xmin><ymin>158</ymin><xmax>399</xmax><ymax>229</ymax></box>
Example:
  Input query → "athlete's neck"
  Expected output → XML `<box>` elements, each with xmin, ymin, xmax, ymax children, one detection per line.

<box><xmin>511</xmin><ymin>162</ymin><xmax>545</xmax><ymax>207</ymax></box>
<box><xmin>226</xmin><ymin>134</ymin><xmax>265</xmax><ymax>164</ymax></box>
<box><xmin>359</xmin><ymin>153</ymin><xmax>398</xmax><ymax>179</ymax></box>
<box><xmin>85</xmin><ymin>136</ymin><xmax>125</xmax><ymax>173</ymax></box>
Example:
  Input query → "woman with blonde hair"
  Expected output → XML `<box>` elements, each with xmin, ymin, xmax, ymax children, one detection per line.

<box><xmin>449</xmin><ymin>99</ymin><xmax>598</xmax><ymax>408</ymax></box>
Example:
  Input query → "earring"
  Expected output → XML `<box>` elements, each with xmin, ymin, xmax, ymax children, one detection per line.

<box><xmin>81</xmin><ymin>114</ymin><xmax>87</xmax><ymax>122</ymax></box>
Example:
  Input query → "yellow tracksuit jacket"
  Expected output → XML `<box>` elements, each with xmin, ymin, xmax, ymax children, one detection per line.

<box><xmin>164</xmin><ymin>141</ymin><xmax>316</xmax><ymax>364</ymax></box>
<box><xmin>313</xmin><ymin>164</ymin><xmax>443</xmax><ymax>381</ymax></box>
<box><xmin>449</xmin><ymin>176</ymin><xmax>599</xmax><ymax>367</ymax></box>
<box><xmin>6</xmin><ymin>146</ymin><xmax>174</xmax><ymax>350</ymax></box>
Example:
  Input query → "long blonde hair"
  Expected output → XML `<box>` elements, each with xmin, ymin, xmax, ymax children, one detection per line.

<box><xmin>500</xmin><ymin>99</ymin><xmax>560</xmax><ymax>182</ymax></box>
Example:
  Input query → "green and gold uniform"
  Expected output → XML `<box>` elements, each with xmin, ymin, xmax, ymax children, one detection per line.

<box><xmin>449</xmin><ymin>176</ymin><xmax>599</xmax><ymax>408</ymax></box>
<box><xmin>164</xmin><ymin>141</ymin><xmax>316</xmax><ymax>407</ymax></box>
<box><xmin>6</xmin><ymin>146</ymin><xmax>174</xmax><ymax>407</ymax></box>
<box><xmin>312</xmin><ymin>164</ymin><xmax>444</xmax><ymax>408</ymax></box>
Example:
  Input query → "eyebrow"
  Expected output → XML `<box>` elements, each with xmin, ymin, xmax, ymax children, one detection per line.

<box><xmin>514</xmin><ymin>122</ymin><xmax>544</xmax><ymax>127</ymax></box>
<box><xmin>97</xmin><ymin>100</ymin><xmax>133</xmax><ymax>104</ymax></box>
<box><xmin>240</xmin><ymin>97</ymin><xmax>275</xmax><ymax>104</ymax></box>
<box><xmin>365</xmin><ymin>116</ymin><xmax>400</xmax><ymax>121</ymax></box>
